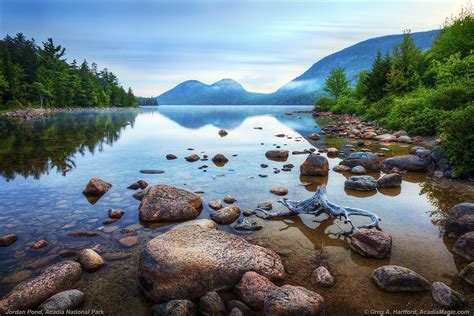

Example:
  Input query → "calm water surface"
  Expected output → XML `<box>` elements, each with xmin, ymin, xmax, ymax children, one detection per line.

<box><xmin>0</xmin><ymin>106</ymin><xmax>473</xmax><ymax>315</ymax></box>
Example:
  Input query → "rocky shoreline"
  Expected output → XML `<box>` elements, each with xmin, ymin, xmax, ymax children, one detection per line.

<box><xmin>1</xmin><ymin>106</ymin><xmax>138</xmax><ymax>120</ymax></box>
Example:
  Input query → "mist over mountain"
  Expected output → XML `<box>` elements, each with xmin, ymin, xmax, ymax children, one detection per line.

<box><xmin>157</xmin><ymin>30</ymin><xmax>440</xmax><ymax>105</ymax></box>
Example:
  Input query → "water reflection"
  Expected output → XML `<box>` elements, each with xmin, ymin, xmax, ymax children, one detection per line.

<box><xmin>0</xmin><ymin>110</ymin><xmax>138</xmax><ymax>181</ymax></box>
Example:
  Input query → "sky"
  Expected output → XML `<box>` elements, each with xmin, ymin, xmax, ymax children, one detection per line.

<box><xmin>0</xmin><ymin>0</ymin><xmax>465</xmax><ymax>96</ymax></box>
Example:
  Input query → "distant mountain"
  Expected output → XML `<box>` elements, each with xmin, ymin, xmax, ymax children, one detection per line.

<box><xmin>157</xmin><ymin>30</ymin><xmax>440</xmax><ymax>105</ymax></box>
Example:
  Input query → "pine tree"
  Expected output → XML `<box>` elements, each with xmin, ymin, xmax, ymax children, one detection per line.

<box><xmin>363</xmin><ymin>52</ymin><xmax>392</xmax><ymax>102</ymax></box>
<box><xmin>324</xmin><ymin>67</ymin><xmax>349</xmax><ymax>99</ymax></box>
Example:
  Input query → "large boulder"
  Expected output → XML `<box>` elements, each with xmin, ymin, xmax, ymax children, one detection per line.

<box><xmin>139</xmin><ymin>185</ymin><xmax>203</xmax><ymax>222</ymax></box>
<box><xmin>371</xmin><ymin>265</ymin><xmax>430</xmax><ymax>292</ymax></box>
<box><xmin>349</xmin><ymin>229</ymin><xmax>392</xmax><ymax>259</ymax></box>
<box><xmin>445</xmin><ymin>203</ymin><xmax>474</xmax><ymax>235</ymax></box>
<box><xmin>344</xmin><ymin>176</ymin><xmax>378</xmax><ymax>191</ymax></box>
<box><xmin>235</xmin><ymin>271</ymin><xmax>278</xmax><ymax>310</ymax></box>
<box><xmin>383</xmin><ymin>155</ymin><xmax>430</xmax><ymax>172</ymax></box>
<box><xmin>339</xmin><ymin>152</ymin><xmax>381</xmax><ymax>171</ymax></box>
<box><xmin>138</xmin><ymin>225</ymin><xmax>285</xmax><ymax>302</ymax></box>
<box><xmin>453</xmin><ymin>232</ymin><xmax>474</xmax><ymax>262</ymax></box>
<box><xmin>82</xmin><ymin>178</ymin><xmax>112</xmax><ymax>196</ymax></box>
<box><xmin>263</xmin><ymin>285</ymin><xmax>325</xmax><ymax>316</ymax></box>
<box><xmin>300</xmin><ymin>154</ymin><xmax>329</xmax><ymax>176</ymax></box>
<box><xmin>38</xmin><ymin>289</ymin><xmax>84</xmax><ymax>312</ymax></box>
<box><xmin>0</xmin><ymin>261</ymin><xmax>82</xmax><ymax>312</ymax></box>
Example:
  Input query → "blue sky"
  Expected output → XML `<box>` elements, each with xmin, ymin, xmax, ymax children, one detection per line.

<box><xmin>0</xmin><ymin>0</ymin><xmax>464</xmax><ymax>96</ymax></box>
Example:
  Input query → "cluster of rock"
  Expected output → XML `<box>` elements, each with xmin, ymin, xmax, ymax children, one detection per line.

<box><xmin>1</xmin><ymin>106</ymin><xmax>133</xmax><ymax>120</ymax></box>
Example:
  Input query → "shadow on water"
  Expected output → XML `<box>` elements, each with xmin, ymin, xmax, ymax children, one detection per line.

<box><xmin>0</xmin><ymin>110</ymin><xmax>138</xmax><ymax>181</ymax></box>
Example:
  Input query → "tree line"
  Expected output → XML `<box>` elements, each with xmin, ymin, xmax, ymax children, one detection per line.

<box><xmin>0</xmin><ymin>33</ymin><xmax>138</xmax><ymax>110</ymax></box>
<box><xmin>315</xmin><ymin>5</ymin><xmax>473</xmax><ymax>177</ymax></box>
<box><xmin>136</xmin><ymin>96</ymin><xmax>158</xmax><ymax>105</ymax></box>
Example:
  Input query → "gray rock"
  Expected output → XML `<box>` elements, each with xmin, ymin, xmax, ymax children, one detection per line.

<box><xmin>310</xmin><ymin>266</ymin><xmax>334</xmax><ymax>288</ymax></box>
<box><xmin>332</xmin><ymin>165</ymin><xmax>351</xmax><ymax>173</ymax></box>
<box><xmin>235</xmin><ymin>218</ymin><xmax>262</xmax><ymax>231</ymax></box>
<box><xmin>300</xmin><ymin>154</ymin><xmax>329</xmax><ymax>176</ymax></box>
<box><xmin>340</xmin><ymin>152</ymin><xmax>381</xmax><ymax>171</ymax></box>
<box><xmin>263</xmin><ymin>285</ymin><xmax>325</xmax><ymax>316</ymax></box>
<box><xmin>383</xmin><ymin>155</ymin><xmax>430</xmax><ymax>172</ymax></box>
<box><xmin>460</xmin><ymin>262</ymin><xmax>474</xmax><ymax>285</ymax></box>
<box><xmin>377</xmin><ymin>173</ymin><xmax>402</xmax><ymax>188</ymax></box>
<box><xmin>39</xmin><ymin>289</ymin><xmax>84</xmax><ymax>312</ymax></box>
<box><xmin>351</xmin><ymin>165</ymin><xmax>366</xmax><ymax>174</ymax></box>
<box><xmin>227</xmin><ymin>300</ymin><xmax>252</xmax><ymax>315</ymax></box>
<box><xmin>257</xmin><ymin>202</ymin><xmax>272</xmax><ymax>210</ymax></box>
<box><xmin>431</xmin><ymin>282</ymin><xmax>466</xmax><ymax>308</ymax></box>
<box><xmin>397</xmin><ymin>135</ymin><xmax>412</xmax><ymax>143</ymax></box>
<box><xmin>445</xmin><ymin>203</ymin><xmax>474</xmax><ymax>235</ymax></box>
<box><xmin>371</xmin><ymin>265</ymin><xmax>430</xmax><ymax>292</ymax></box>
<box><xmin>210</xmin><ymin>205</ymin><xmax>241</xmax><ymax>225</ymax></box>
<box><xmin>453</xmin><ymin>232</ymin><xmax>474</xmax><ymax>262</ymax></box>
<box><xmin>140</xmin><ymin>169</ymin><xmax>165</xmax><ymax>174</ymax></box>
<box><xmin>208</xmin><ymin>200</ymin><xmax>223</xmax><ymax>210</ymax></box>
<box><xmin>344</xmin><ymin>176</ymin><xmax>378</xmax><ymax>191</ymax></box>
<box><xmin>199</xmin><ymin>291</ymin><xmax>226</xmax><ymax>316</ymax></box>
<box><xmin>152</xmin><ymin>299</ymin><xmax>197</xmax><ymax>316</ymax></box>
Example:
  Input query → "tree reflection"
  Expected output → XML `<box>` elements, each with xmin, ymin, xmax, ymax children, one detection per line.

<box><xmin>0</xmin><ymin>110</ymin><xmax>137</xmax><ymax>181</ymax></box>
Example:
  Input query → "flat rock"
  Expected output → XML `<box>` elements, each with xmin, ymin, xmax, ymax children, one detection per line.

<box><xmin>0</xmin><ymin>233</ymin><xmax>18</xmax><ymax>247</ymax></box>
<box><xmin>383</xmin><ymin>155</ymin><xmax>430</xmax><ymax>172</ymax></box>
<box><xmin>350</xmin><ymin>229</ymin><xmax>392</xmax><ymax>259</ymax></box>
<box><xmin>263</xmin><ymin>285</ymin><xmax>325</xmax><ymax>316</ymax></box>
<box><xmin>235</xmin><ymin>271</ymin><xmax>278</xmax><ymax>310</ymax></box>
<box><xmin>340</xmin><ymin>152</ymin><xmax>381</xmax><ymax>171</ymax></box>
<box><xmin>199</xmin><ymin>291</ymin><xmax>225</xmax><ymax>316</ymax></box>
<box><xmin>311</xmin><ymin>266</ymin><xmax>334</xmax><ymax>288</ymax></box>
<box><xmin>152</xmin><ymin>299</ymin><xmax>197</xmax><ymax>316</ymax></box>
<box><xmin>0</xmin><ymin>261</ymin><xmax>82</xmax><ymax>312</ymax></box>
<box><xmin>270</xmin><ymin>187</ymin><xmax>288</xmax><ymax>196</ymax></box>
<box><xmin>39</xmin><ymin>289</ymin><xmax>84</xmax><ymax>312</ymax></box>
<box><xmin>171</xmin><ymin>219</ymin><xmax>218</xmax><ymax>231</ymax></box>
<box><xmin>431</xmin><ymin>282</ymin><xmax>466</xmax><ymax>308</ymax></box>
<box><xmin>210</xmin><ymin>205</ymin><xmax>241</xmax><ymax>224</ymax></box>
<box><xmin>235</xmin><ymin>217</ymin><xmax>262</xmax><ymax>231</ymax></box>
<box><xmin>332</xmin><ymin>165</ymin><xmax>351</xmax><ymax>173</ymax></box>
<box><xmin>445</xmin><ymin>203</ymin><xmax>474</xmax><ymax>235</ymax></box>
<box><xmin>140</xmin><ymin>169</ymin><xmax>165</xmax><ymax>174</ymax></box>
<box><xmin>119</xmin><ymin>236</ymin><xmax>140</xmax><ymax>247</ymax></box>
<box><xmin>258</xmin><ymin>202</ymin><xmax>272</xmax><ymax>210</ymax></box>
<box><xmin>139</xmin><ymin>185</ymin><xmax>203</xmax><ymax>222</ymax></box>
<box><xmin>371</xmin><ymin>265</ymin><xmax>430</xmax><ymax>292</ymax></box>
<box><xmin>453</xmin><ymin>231</ymin><xmax>474</xmax><ymax>262</ymax></box>
<box><xmin>78</xmin><ymin>249</ymin><xmax>104</xmax><ymax>272</ymax></box>
<box><xmin>138</xmin><ymin>225</ymin><xmax>285</xmax><ymax>302</ymax></box>
<box><xmin>300</xmin><ymin>154</ymin><xmax>329</xmax><ymax>176</ymax></box>
<box><xmin>374</xmin><ymin>134</ymin><xmax>397</xmax><ymax>142</ymax></box>
<box><xmin>265</xmin><ymin>150</ymin><xmax>289</xmax><ymax>160</ymax></box>
<box><xmin>460</xmin><ymin>262</ymin><xmax>474</xmax><ymax>285</ymax></box>
<box><xmin>377</xmin><ymin>173</ymin><xmax>402</xmax><ymax>188</ymax></box>
<box><xmin>82</xmin><ymin>178</ymin><xmax>112</xmax><ymax>196</ymax></box>
<box><xmin>1</xmin><ymin>270</ymin><xmax>32</xmax><ymax>283</ymax></box>
<box><xmin>344</xmin><ymin>176</ymin><xmax>378</xmax><ymax>191</ymax></box>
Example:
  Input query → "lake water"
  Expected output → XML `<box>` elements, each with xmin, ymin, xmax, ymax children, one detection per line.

<box><xmin>0</xmin><ymin>105</ymin><xmax>473</xmax><ymax>314</ymax></box>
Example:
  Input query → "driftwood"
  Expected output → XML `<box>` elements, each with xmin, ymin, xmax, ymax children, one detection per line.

<box><xmin>257</xmin><ymin>186</ymin><xmax>381</xmax><ymax>233</ymax></box>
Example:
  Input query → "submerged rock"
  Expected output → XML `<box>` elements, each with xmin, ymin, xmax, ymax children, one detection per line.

<box><xmin>39</xmin><ymin>289</ymin><xmax>84</xmax><ymax>312</ymax></box>
<box><xmin>152</xmin><ymin>299</ymin><xmax>197</xmax><ymax>316</ymax></box>
<box><xmin>350</xmin><ymin>229</ymin><xmax>392</xmax><ymax>259</ymax></box>
<box><xmin>138</xmin><ymin>225</ymin><xmax>285</xmax><ymax>302</ymax></box>
<box><xmin>235</xmin><ymin>271</ymin><xmax>278</xmax><ymax>310</ymax></box>
<box><xmin>0</xmin><ymin>261</ymin><xmax>82</xmax><ymax>312</ymax></box>
<box><xmin>199</xmin><ymin>291</ymin><xmax>226</xmax><ymax>316</ymax></box>
<box><xmin>344</xmin><ymin>176</ymin><xmax>378</xmax><ymax>191</ymax></box>
<box><xmin>340</xmin><ymin>152</ymin><xmax>381</xmax><ymax>171</ymax></box>
<box><xmin>383</xmin><ymin>155</ymin><xmax>430</xmax><ymax>172</ymax></box>
<box><xmin>78</xmin><ymin>249</ymin><xmax>104</xmax><ymax>272</ymax></box>
<box><xmin>453</xmin><ymin>232</ymin><xmax>474</xmax><ymax>262</ymax></box>
<box><xmin>31</xmin><ymin>239</ymin><xmax>49</xmax><ymax>249</ymax></box>
<box><xmin>310</xmin><ymin>266</ymin><xmax>334</xmax><ymax>288</ymax></box>
<box><xmin>82</xmin><ymin>178</ymin><xmax>112</xmax><ymax>196</ymax></box>
<box><xmin>371</xmin><ymin>265</ymin><xmax>430</xmax><ymax>292</ymax></box>
<box><xmin>108</xmin><ymin>209</ymin><xmax>125</xmax><ymax>219</ymax></box>
<box><xmin>300</xmin><ymin>154</ymin><xmax>329</xmax><ymax>176</ymax></box>
<box><xmin>377</xmin><ymin>173</ymin><xmax>402</xmax><ymax>188</ymax></box>
<box><xmin>0</xmin><ymin>233</ymin><xmax>18</xmax><ymax>247</ymax></box>
<box><xmin>235</xmin><ymin>217</ymin><xmax>262</xmax><ymax>231</ymax></box>
<box><xmin>139</xmin><ymin>185</ymin><xmax>203</xmax><ymax>222</ymax></box>
<box><xmin>445</xmin><ymin>203</ymin><xmax>474</xmax><ymax>235</ymax></box>
<box><xmin>431</xmin><ymin>282</ymin><xmax>466</xmax><ymax>308</ymax></box>
<box><xmin>210</xmin><ymin>205</ymin><xmax>241</xmax><ymax>224</ymax></box>
<box><xmin>263</xmin><ymin>285</ymin><xmax>325</xmax><ymax>316</ymax></box>
<box><xmin>258</xmin><ymin>202</ymin><xmax>272</xmax><ymax>210</ymax></box>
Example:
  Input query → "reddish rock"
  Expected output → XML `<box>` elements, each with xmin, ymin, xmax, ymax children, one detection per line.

<box><xmin>235</xmin><ymin>271</ymin><xmax>279</xmax><ymax>310</ymax></box>
<box><xmin>270</xmin><ymin>187</ymin><xmax>288</xmax><ymax>196</ymax></box>
<box><xmin>363</xmin><ymin>131</ymin><xmax>377</xmax><ymax>139</ymax></box>
<box><xmin>265</xmin><ymin>150</ymin><xmax>289</xmax><ymax>160</ymax></box>
<box><xmin>453</xmin><ymin>231</ymin><xmax>474</xmax><ymax>261</ymax></box>
<box><xmin>300</xmin><ymin>154</ymin><xmax>329</xmax><ymax>176</ymax></box>
<box><xmin>0</xmin><ymin>261</ymin><xmax>82</xmax><ymax>313</ymax></box>
<box><xmin>185</xmin><ymin>154</ymin><xmax>200</xmax><ymax>162</ymax></box>
<box><xmin>139</xmin><ymin>185</ymin><xmax>203</xmax><ymax>222</ymax></box>
<box><xmin>82</xmin><ymin>178</ymin><xmax>112</xmax><ymax>196</ymax></box>
<box><xmin>263</xmin><ymin>285</ymin><xmax>325</xmax><ymax>316</ymax></box>
<box><xmin>31</xmin><ymin>239</ymin><xmax>49</xmax><ymax>250</ymax></box>
<box><xmin>311</xmin><ymin>267</ymin><xmax>334</xmax><ymax>288</ymax></box>
<box><xmin>350</xmin><ymin>229</ymin><xmax>392</xmax><ymax>259</ymax></box>
<box><xmin>371</xmin><ymin>265</ymin><xmax>430</xmax><ymax>292</ymax></box>
<box><xmin>210</xmin><ymin>205</ymin><xmax>241</xmax><ymax>225</ymax></box>
<box><xmin>119</xmin><ymin>236</ymin><xmax>140</xmax><ymax>247</ymax></box>
<box><xmin>108</xmin><ymin>209</ymin><xmax>125</xmax><ymax>219</ymax></box>
<box><xmin>212</xmin><ymin>154</ymin><xmax>229</xmax><ymax>166</ymax></box>
<box><xmin>78</xmin><ymin>249</ymin><xmax>104</xmax><ymax>272</ymax></box>
<box><xmin>223</xmin><ymin>195</ymin><xmax>237</xmax><ymax>204</ymax></box>
<box><xmin>307</xmin><ymin>133</ymin><xmax>321</xmax><ymax>141</ymax></box>
<box><xmin>0</xmin><ymin>233</ymin><xmax>18</xmax><ymax>247</ymax></box>
<box><xmin>377</xmin><ymin>173</ymin><xmax>402</xmax><ymax>188</ymax></box>
<box><xmin>166</xmin><ymin>154</ymin><xmax>178</xmax><ymax>160</ymax></box>
<box><xmin>218</xmin><ymin>129</ymin><xmax>228</xmax><ymax>137</ymax></box>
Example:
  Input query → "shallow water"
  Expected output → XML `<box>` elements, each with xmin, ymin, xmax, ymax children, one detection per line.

<box><xmin>0</xmin><ymin>105</ymin><xmax>473</xmax><ymax>315</ymax></box>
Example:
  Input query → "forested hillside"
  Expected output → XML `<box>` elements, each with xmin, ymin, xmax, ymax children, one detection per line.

<box><xmin>0</xmin><ymin>34</ymin><xmax>137</xmax><ymax>111</ymax></box>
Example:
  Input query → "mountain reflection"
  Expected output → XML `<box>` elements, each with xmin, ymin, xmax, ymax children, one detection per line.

<box><xmin>0</xmin><ymin>110</ymin><xmax>137</xmax><ymax>181</ymax></box>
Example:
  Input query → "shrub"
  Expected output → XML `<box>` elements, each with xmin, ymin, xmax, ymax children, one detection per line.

<box><xmin>441</xmin><ymin>104</ymin><xmax>474</xmax><ymax>177</ymax></box>
<box><xmin>314</xmin><ymin>96</ymin><xmax>335</xmax><ymax>112</ymax></box>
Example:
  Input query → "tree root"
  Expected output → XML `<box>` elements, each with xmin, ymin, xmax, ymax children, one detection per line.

<box><xmin>256</xmin><ymin>186</ymin><xmax>381</xmax><ymax>234</ymax></box>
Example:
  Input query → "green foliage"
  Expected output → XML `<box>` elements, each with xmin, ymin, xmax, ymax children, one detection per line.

<box><xmin>314</xmin><ymin>96</ymin><xmax>335</xmax><ymax>111</ymax></box>
<box><xmin>136</xmin><ymin>96</ymin><xmax>158</xmax><ymax>106</ymax></box>
<box><xmin>441</xmin><ymin>104</ymin><xmax>474</xmax><ymax>176</ymax></box>
<box><xmin>363</xmin><ymin>52</ymin><xmax>392</xmax><ymax>102</ymax></box>
<box><xmin>0</xmin><ymin>33</ymin><xmax>137</xmax><ymax>110</ymax></box>
<box><xmin>323</xmin><ymin>67</ymin><xmax>350</xmax><ymax>99</ymax></box>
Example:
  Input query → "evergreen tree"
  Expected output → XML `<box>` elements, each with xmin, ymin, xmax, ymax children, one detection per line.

<box><xmin>362</xmin><ymin>52</ymin><xmax>392</xmax><ymax>102</ymax></box>
<box><xmin>324</xmin><ymin>67</ymin><xmax>349</xmax><ymax>99</ymax></box>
